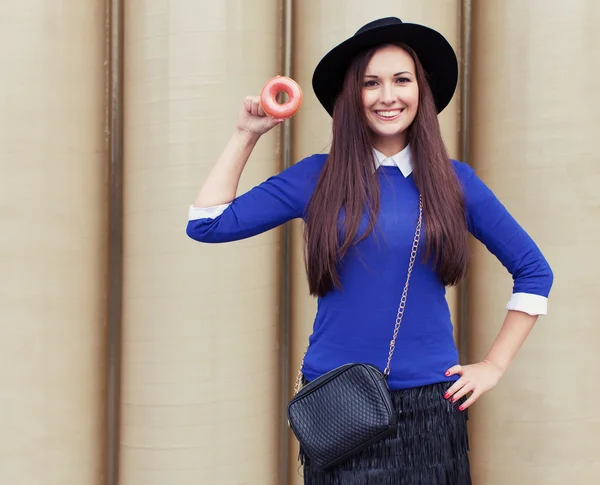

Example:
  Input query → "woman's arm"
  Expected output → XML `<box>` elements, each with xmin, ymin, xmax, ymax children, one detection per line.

<box><xmin>194</xmin><ymin>129</ymin><xmax>260</xmax><ymax>207</ymax></box>
<box><xmin>186</xmin><ymin>97</ymin><xmax>325</xmax><ymax>244</ymax></box>
<box><xmin>484</xmin><ymin>310</ymin><xmax>538</xmax><ymax>373</ymax></box>
<box><xmin>443</xmin><ymin>161</ymin><xmax>554</xmax><ymax>410</ymax></box>
<box><xmin>194</xmin><ymin>96</ymin><xmax>283</xmax><ymax>207</ymax></box>
<box><xmin>445</xmin><ymin>310</ymin><xmax>538</xmax><ymax>410</ymax></box>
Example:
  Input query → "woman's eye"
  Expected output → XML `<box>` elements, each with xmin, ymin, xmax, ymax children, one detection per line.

<box><xmin>396</xmin><ymin>77</ymin><xmax>410</xmax><ymax>83</ymax></box>
<box><xmin>364</xmin><ymin>80</ymin><xmax>378</xmax><ymax>87</ymax></box>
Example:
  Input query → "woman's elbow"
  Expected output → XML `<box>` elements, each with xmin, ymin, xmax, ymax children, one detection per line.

<box><xmin>186</xmin><ymin>221</ymin><xmax>213</xmax><ymax>243</ymax></box>
<box><xmin>512</xmin><ymin>252</ymin><xmax>555</xmax><ymax>298</ymax></box>
<box><xmin>527</xmin><ymin>256</ymin><xmax>555</xmax><ymax>297</ymax></box>
<box><xmin>541</xmin><ymin>258</ymin><xmax>554</xmax><ymax>295</ymax></box>
<box><xmin>186</xmin><ymin>220</ymin><xmax>243</xmax><ymax>244</ymax></box>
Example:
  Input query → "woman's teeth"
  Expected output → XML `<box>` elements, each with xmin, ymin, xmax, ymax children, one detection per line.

<box><xmin>376</xmin><ymin>110</ymin><xmax>402</xmax><ymax>118</ymax></box>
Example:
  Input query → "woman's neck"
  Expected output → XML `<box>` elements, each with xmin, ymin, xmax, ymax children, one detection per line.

<box><xmin>372</xmin><ymin>134</ymin><xmax>408</xmax><ymax>158</ymax></box>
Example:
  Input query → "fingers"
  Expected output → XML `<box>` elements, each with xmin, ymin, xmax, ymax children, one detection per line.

<box><xmin>269</xmin><ymin>117</ymin><xmax>286</xmax><ymax>127</ymax></box>
<box><xmin>443</xmin><ymin>379</ymin><xmax>476</xmax><ymax>412</ymax></box>
<box><xmin>443</xmin><ymin>361</ymin><xmax>500</xmax><ymax>411</ymax></box>
<box><xmin>443</xmin><ymin>365</ymin><xmax>464</xmax><ymax>402</ymax></box>
<box><xmin>444</xmin><ymin>378</ymin><xmax>465</xmax><ymax>400</ymax></box>
<box><xmin>251</xmin><ymin>97</ymin><xmax>261</xmax><ymax>116</ymax></box>
<box><xmin>445</xmin><ymin>364</ymin><xmax>462</xmax><ymax>377</ymax></box>
<box><xmin>244</xmin><ymin>96</ymin><xmax>254</xmax><ymax>113</ymax></box>
<box><xmin>244</xmin><ymin>96</ymin><xmax>267</xmax><ymax>117</ymax></box>
<box><xmin>240</xmin><ymin>95</ymin><xmax>284</xmax><ymax>136</ymax></box>
<box><xmin>450</xmin><ymin>382</ymin><xmax>474</xmax><ymax>402</ymax></box>
<box><xmin>457</xmin><ymin>391</ymin><xmax>479</xmax><ymax>411</ymax></box>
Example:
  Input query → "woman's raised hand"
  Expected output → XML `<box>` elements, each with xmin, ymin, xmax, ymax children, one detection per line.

<box><xmin>235</xmin><ymin>96</ymin><xmax>284</xmax><ymax>138</ymax></box>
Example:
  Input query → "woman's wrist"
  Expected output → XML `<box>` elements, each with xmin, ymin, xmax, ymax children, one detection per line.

<box><xmin>234</xmin><ymin>127</ymin><xmax>261</xmax><ymax>145</ymax></box>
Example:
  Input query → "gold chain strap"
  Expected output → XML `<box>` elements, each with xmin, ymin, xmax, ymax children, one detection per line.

<box><xmin>293</xmin><ymin>196</ymin><xmax>423</xmax><ymax>395</ymax></box>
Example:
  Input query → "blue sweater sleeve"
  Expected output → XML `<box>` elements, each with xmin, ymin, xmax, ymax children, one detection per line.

<box><xmin>186</xmin><ymin>154</ymin><xmax>324</xmax><ymax>243</ymax></box>
<box><xmin>454</xmin><ymin>160</ymin><xmax>554</xmax><ymax>314</ymax></box>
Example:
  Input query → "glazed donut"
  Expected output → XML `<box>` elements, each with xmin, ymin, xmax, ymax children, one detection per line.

<box><xmin>260</xmin><ymin>76</ymin><xmax>303</xmax><ymax>119</ymax></box>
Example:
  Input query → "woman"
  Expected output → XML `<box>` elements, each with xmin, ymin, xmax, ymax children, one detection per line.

<box><xmin>187</xmin><ymin>17</ymin><xmax>553</xmax><ymax>485</ymax></box>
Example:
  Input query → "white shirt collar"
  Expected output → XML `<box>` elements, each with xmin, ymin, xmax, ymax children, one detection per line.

<box><xmin>372</xmin><ymin>143</ymin><xmax>413</xmax><ymax>177</ymax></box>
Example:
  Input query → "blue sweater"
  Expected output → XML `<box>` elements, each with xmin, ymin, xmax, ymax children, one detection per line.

<box><xmin>186</xmin><ymin>151</ymin><xmax>554</xmax><ymax>390</ymax></box>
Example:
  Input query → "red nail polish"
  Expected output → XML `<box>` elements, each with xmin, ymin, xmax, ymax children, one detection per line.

<box><xmin>445</xmin><ymin>371</ymin><xmax>450</xmax><ymax>376</ymax></box>
<box><xmin>459</xmin><ymin>405</ymin><xmax>464</xmax><ymax>411</ymax></box>
<box><xmin>444</xmin><ymin>392</ymin><xmax>450</xmax><ymax>399</ymax></box>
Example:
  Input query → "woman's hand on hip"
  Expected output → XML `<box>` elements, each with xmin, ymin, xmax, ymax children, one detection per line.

<box><xmin>443</xmin><ymin>360</ymin><xmax>504</xmax><ymax>411</ymax></box>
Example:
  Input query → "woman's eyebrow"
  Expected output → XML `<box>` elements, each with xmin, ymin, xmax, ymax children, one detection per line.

<box><xmin>364</xmin><ymin>71</ymin><xmax>413</xmax><ymax>78</ymax></box>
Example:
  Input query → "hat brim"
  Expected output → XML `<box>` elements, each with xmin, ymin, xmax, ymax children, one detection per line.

<box><xmin>312</xmin><ymin>23</ymin><xmax>458</xmax><ymax>116</ymax></box>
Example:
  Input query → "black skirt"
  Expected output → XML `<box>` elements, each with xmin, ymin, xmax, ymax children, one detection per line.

<box><xmin>298</xmin><ymin>381</ymin><xmax>471</xmax><ymax>485</ymax></box>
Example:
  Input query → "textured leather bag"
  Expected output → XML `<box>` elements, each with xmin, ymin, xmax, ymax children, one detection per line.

<box><xmin>287</xmin><ymin>197</ymin><xmax>423</xmax><ymax>470</ymax></box>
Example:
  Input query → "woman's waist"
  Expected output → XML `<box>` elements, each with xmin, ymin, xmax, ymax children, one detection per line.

<box><xmin>312</xmin><ymin>297</ymin><xmax>453</xmax><ymax>341</ymax></box>
<box><xmin>301</xmin><ymin>345</ymin><xmax>460</xmax><ymax>391</ymax></box>
<box><xmin>305</xmin><ymin>303</ymin><xmax>457</xmax><ymax>376</ymax></box>
<box><xmin>306</xmin><ymin>322</ymin><xmax>456</xmax><ymax>359</ymax></box>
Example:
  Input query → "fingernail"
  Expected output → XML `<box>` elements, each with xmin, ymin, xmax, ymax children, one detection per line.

<box><xmin>444</xmin><ymin>392</ymin><xmax>450</xmax><ymax>399</ymax></box>
<box><xmin>459</xmin><ymin>405</ymin><xmax>465</xmax><ymax>411</ymax></box>
<box><xmin>445</xmin><ymin>371</ymin><xmax>450</xmax><ymax>376</ymax></box>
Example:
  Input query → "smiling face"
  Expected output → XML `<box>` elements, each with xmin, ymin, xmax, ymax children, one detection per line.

<box><xmin>362</xmin><ymin>45</ymin><xmax>419</xmax><ymax>155</ymax></box>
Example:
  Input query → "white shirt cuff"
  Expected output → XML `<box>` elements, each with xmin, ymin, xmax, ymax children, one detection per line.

<box><xmin>506</xmin><ymin>292</ymin><xmax>548</xmax><ymax>316</ymax></box>
<box><xmin>188</xmin><ymin>203</ymin><xmax>231</xmax><ymax>221</ymax></box>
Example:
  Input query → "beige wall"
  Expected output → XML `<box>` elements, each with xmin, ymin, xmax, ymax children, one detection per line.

<box><xmin>1</xmin><ymin>2</ymin><xmax>597</xmax><ymax>484</ymax></box>
<box><xmin>468</xmin><ymin>0</ymin><xmax>599</xmax><ymax>483</ymax></box>
<box><xmin>119</xmin><ymin>1</ymin><xmax>282</xmax><ymax>484</ymax></box>
<box><xmin>0</xmin><ymin>2</ymin><xmax>106</xmax><ymax>484</ymax></box>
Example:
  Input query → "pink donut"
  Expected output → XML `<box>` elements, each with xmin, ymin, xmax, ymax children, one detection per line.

<box><xmin>260</xmin><ymin>76</ymin><xmax>303</xmax><ymax>119</ymax></box>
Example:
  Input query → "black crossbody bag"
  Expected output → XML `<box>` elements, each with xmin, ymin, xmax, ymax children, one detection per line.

<box><xmin>287</xmin><ymin>197</ymin><xmax>423</xmax><ymax>470</ymax></box>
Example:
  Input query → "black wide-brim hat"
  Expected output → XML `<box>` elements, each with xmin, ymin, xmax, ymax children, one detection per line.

<box><xmin>312</xmin><ymin>17</ymin><xmax>458</xmax><ymax>116</ymax></box>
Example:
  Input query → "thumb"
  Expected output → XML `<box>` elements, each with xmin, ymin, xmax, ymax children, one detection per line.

<box><xmin>267</xmin><ymin>117</ymin><xmax>285</xmax><ymax>128</ymax></box>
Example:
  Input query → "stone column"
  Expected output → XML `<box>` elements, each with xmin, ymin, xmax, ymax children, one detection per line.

<box><xmin>120</xmin><ymin>2</ymin><xmax>282</xmax><ymax>484</ymax></box>
<box><xmin>468</xmin><ymin>0</ymin><xmax>599</xmax><ymax>482</ymax></box>
<box><xmin>0</xmin><ymin>2</ymin><xmax>106</xmax><ymax>484</ymax></box>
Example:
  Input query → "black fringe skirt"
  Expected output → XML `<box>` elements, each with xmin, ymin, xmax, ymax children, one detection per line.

<box><xmin>298</xmin><ymin>381</ymin><xmax>471</xmax><ymax>485</ymax></box>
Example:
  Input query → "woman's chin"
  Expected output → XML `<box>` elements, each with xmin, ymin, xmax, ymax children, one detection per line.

<box><xmin>371</xmin><ymin>130</ymin><xmax>408</xmax><ymax>142</ymax></box>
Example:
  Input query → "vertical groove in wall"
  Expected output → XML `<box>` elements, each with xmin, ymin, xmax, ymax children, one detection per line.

<box><xmin>107</xmin><ymin>0</ymin><xmax>124</xmax><ymax>484</ymax></box>
<box><xmin>279</xmin><ymin>0</ymin><xmax>294</xmax><ymax>483</ymax></box>
<box><xmin>458</xmin><ymin>0</ymin><xmax>472</xmax><ymax>364</ymax></box>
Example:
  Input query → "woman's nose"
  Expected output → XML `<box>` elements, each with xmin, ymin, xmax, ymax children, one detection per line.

<box><xmin>380</xmin><ymin>83</ymin><xmax>395</xmax><ymax>104</ymax></box>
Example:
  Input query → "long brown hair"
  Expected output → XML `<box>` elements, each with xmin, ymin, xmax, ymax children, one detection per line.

<box><xmin>304</xmin><ymin>43</ymin><xmax>469</xmax><ymax>297</ymax></box>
